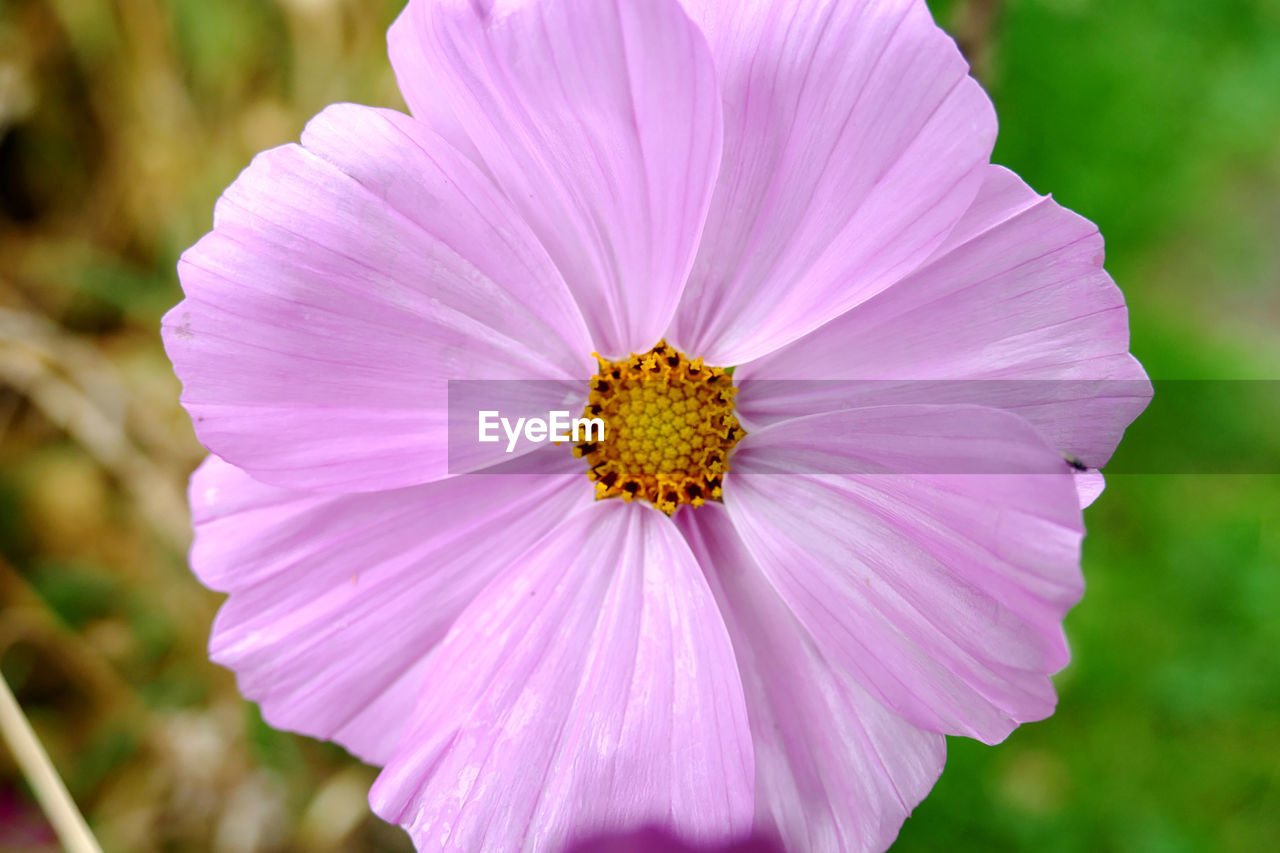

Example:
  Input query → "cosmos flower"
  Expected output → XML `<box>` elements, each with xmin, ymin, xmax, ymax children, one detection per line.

<box><xmin>162</xmin><ymin>0</ymin><xmax>1151</xmax><ymax>850</ymax></box>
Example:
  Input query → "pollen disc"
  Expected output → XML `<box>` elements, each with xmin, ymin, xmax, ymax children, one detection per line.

<box><xmin>575</xmin><ymin>341</ymin><xmax>744</xmax><ymax>515</ymax></box>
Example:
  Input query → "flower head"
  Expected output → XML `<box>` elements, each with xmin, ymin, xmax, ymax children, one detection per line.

<box><xmin>576</xmin><ymin>342</ymin><xmax>743</xmax><ymax>514</ymax></box>
<box><xmin>163</xmin><ymin>0</ymin><xmax>1151</xmax><ymax>850</ymax></box>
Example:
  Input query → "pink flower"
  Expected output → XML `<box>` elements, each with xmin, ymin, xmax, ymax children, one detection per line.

<box><xmin>162</xmin><ymin>0</ymin><xmax>1150</xmax><ymax>851</ymax></box>
<box><xmin>565</xmin><ymin>826</ymin><xmax>783</xmax><ymax>853</ymax></box>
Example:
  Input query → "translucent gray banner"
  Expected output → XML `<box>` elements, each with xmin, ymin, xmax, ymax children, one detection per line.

<box><xmin>446</xmin><ymin>380</ymin><xmax>1278</xmax><ymax>475</ymax></box>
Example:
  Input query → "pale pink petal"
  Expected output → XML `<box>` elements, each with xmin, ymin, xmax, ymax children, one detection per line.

<box><xmin>1075</xmin><ymin>469</ymin><xmax>1106</xmax><ymax>508</ymax></box>
<box><xmin>725</xmin><ymin>405</ymin><xmax>1085</xmax><ymax>744</ymax></box>
<box><xmin>164</xmin><ymin>103</ymin><xmax>594</xmax><ymax>492</ymax></box>
<box><xmin>670</xmin><ymin>0</ymin><xmax>994</xmax><ymax>365</ymax></box>
<box><xmin>370</xmin><ymin>501</ymin><xmax>754</xmax><ymax>851</ymax></box>
<box><xmin>189</xmin><ymin>455</ymin><xmax>590</xmax><ymax>765</ymax></box>
<box><xmin>737</xmin><ymin>166</ymin><xmax>1151</xmax><ymax>467</ymax></box>
<box><xmin>678</xmin><ymin>504</ymin><xmax>946</xmax><ymax>853</ymax></box>
<box><xmin>403</xmin><ymin>0</ymin><xmax>723</xmax><ymax>357</ymax></box>
<box><xmin>387</xmin><ymin>5</ymin><xmax>480</xmax><ymax>163</ymax></box>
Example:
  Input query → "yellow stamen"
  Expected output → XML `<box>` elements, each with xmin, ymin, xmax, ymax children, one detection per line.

<box><xmin>575</xmin><ymin>341</ymin><xmax>744</xmax><ymax>515</ymax></box>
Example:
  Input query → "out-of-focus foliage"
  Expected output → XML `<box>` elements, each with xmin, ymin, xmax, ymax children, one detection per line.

<box><xmin>0</xmin><ymin>0</ymin><xmax>1276</xmax><ymax>851</ymax></box>
<box><xmin>1</xmin><ymin>1</ymin><xmax>412</xmax><ymax>849</ymax></box>
<box><xmin>904</xmin><ymin>2</ymin><xmax>1280</xmax><ymax>852</ymax></box>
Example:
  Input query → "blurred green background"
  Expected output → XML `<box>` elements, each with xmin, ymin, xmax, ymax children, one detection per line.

<box><xmin>0</xmin><ymin>0</ymin><xmax>1276</xmax><ymax>850</ymax></box>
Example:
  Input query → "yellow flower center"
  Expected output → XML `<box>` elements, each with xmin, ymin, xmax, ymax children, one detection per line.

<box><xmin>574</xmin><ymin>341</ymin><xmax>744</xmax><ymax>515</ymax></box>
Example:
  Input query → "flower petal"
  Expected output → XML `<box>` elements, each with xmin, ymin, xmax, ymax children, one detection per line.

<box><xmin>678</xmin><ymin>504</ymin><xmax>946</xmax><ymax>853</ymax></box>
<box><xmin>1074</xmin><ymin>469</ymin><xmax>1106</xmax><ymax>508</ymax></box>
<box><xmin>737</xmin><ymin>166</ymin><xmax>1152</xmax><ymax>467</ymax></box>
<box><xmin>190</xmin><ymin>455</ymin><xmax>590</xmax><ymax>765</ymax></box>
<box><xmin>164</xmin><ymin>103</ymin><xmax>594</xmax><ymax>492</ymax></box>
<box><xmin>403</xmin><ymin>0</ymin><xmax>724</xmax><ymax>357</ymax></box>
<box><xmin>370</xmin><ymin>501</ymin><xmax>754</xmax><ymax>851</ymax></box>
<box><xmin>670</xmin><ymin>0</ymin><xmax>994</xmax><ymax>364</ymax></box>
<box><xmin>387</xmin><ymin>5</ymin><xmax>480</xmax><ymax>162</ymax></box>
<box><xmin>725</xmin><ymin>405</ymin><xmax>1085</xmax><ymax>744</ymax></box>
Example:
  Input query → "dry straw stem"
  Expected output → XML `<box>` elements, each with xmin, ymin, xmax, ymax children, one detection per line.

<box><xmin>0</xmin><ymin>669</ymin><xmax>105</xmax><ymax>853</ymax></box>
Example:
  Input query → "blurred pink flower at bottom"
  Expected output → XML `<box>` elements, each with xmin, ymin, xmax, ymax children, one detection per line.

<box><xmin>0</xmin><ymin>787</ymin><xmax>57</xmax><ymax>850</ymax></box>
<box><xmin>566</xmin><ymin>826</ymin><xmax>784</xmax><ymax>853</ymax></box>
